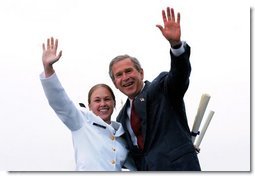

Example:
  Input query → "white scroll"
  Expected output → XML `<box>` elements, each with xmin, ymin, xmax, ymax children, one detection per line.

<box><xmin>191</xmin><ymin>94</ymin><xmax>211</xmax><ymax>143</ymax></box>
<box><xmin>194</xmin><ymin>110</ymin><xmax>215</xmax><ymax>151</ymax></box>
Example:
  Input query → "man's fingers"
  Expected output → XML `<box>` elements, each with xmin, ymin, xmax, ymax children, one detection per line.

<box><xmin>156</xmin><ymin>25</ymin><xmax>163</xmax><ymax>33</ymax></box>
<box><xmin>162</xmin><ymin>10</ymin><xmax>167</xmax><ymax>24</ymax></box>
<box><xmin>166</xmin><ymin>7</ymin><xmax>171</xmax><ymax>21</ymax></box>
<box><xmin>177</xmin><ymin>12</ymin><xmax>181</xmax><ymax>24</ymax></box>
<box><xmin>164</xmin><ymin>7</ymin><xmax>179</xmax><ymax>23</ymax></box>
<box><xmin>42</xmin><ymin>43</ymin><xmax>45</xmax><ymax>51</ymax></box>
<box><xmin>57</xmin><ymin>50</ymin><xmax>62</xmax><ymax>60</ymax></box>
<box><xmin>171</xmin><ymin>8</ymin><xmax>175</xmax><ymax>22</ymax></box>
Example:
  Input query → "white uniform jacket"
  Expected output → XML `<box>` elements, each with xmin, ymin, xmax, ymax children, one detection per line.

<box><xmin>40</xmin><ymin>72</ymin><xmax>135</xmax><ymax>171</ymax></box>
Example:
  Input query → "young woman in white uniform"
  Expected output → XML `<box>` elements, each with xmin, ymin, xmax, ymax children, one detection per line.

<box><xmin>40</xmin><ymin>37</ymin><xmax>135</xmax><ymax>171</ymax></box>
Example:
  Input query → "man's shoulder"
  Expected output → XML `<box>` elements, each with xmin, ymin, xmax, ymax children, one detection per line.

<box><xmin>149</xmin><ymin>72</ymin><xmax>168</xmax><ymax>85</ymax></box>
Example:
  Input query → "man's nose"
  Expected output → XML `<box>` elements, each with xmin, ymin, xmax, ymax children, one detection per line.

<box><xmin>122</xmin><ymin>72</ymin><xmax>130</xmax><ymax>80</ymax></box>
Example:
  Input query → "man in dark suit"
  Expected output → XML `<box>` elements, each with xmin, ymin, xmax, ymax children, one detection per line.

<box><xmin>108</xmin><ymin>6</ymin><xmax>201</xmax><ymax>171</ymax></box>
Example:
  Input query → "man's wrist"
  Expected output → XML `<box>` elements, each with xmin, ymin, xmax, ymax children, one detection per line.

<box><xmin>170</xmin><ymin>41</ymin><xmax>186</xmax><ymax>57</ymax></box>
<box><xmin>171</xmin><ymin>41</ymin><xmax>182</xmax><ymax>49</ymax></box>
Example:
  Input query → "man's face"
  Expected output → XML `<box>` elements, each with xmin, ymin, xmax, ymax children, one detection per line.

<box><xmin>111</xmin><ymin>58</ymin><xmax>144</xmax><ymax>99</ymax></box>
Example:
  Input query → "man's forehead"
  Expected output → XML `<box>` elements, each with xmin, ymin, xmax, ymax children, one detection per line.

<box><xmin>113</xmin><ymin>59</ymin><xmax>134</xmax><ymax>69</ymax></box>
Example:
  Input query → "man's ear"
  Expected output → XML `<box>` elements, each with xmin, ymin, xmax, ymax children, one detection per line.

<box><xmin>113</xmin><ymin>80</ymin><xmax>119</xmax><ymax>89</ymax></box>
<box><xmin>140</xmin><ymin>68</ymin><xmax>144</xmax><ymax>80</ymax></box>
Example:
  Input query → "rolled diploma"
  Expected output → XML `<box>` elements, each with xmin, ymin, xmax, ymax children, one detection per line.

<box><xmin>191</xmin><ymin>94</ymin><xmax>211</xmax><ymax>143</ymax></box>
<box><xmin>194</xmin><ymin>110</ymin><xmax>215</xmax><ymax>148</ymax></box>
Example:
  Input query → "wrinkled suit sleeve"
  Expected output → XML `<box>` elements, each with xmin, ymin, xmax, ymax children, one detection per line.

<box><xmin>167</xmin><ymin>42</ymin><xmax>191</xmax><ymax>100</ymax></box>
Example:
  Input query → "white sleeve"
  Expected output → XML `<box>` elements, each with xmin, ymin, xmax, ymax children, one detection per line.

<box><xmin>170</xmin><ymin>41</ymin><xmax>186</xmax><ymax>57</ymax></box>
<box><xmin>40</xmin><ymin>72</ymin><xmax>83</xmax><ymax>131</ymax></box>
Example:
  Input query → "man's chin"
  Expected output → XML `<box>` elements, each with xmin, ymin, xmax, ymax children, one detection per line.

<box><xmin>121</xmin><ymin>88</ymin><xmax>134</xmax><ymax>96</ymax></box>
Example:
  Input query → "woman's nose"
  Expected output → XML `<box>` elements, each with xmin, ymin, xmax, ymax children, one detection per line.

<box><xmin>99</xmin><ymin>100</ymin><xmax>107</xmax><ymax>106</ymax></box>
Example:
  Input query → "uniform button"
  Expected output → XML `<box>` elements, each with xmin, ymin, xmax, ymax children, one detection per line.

<box><xmin>112</xmin><ymin>148</ymin><xmax>116</xmax><ymax>151</ymax></box>
<box><xmin>111</xmin><ymin>160</ymin><xmax>116</xmax><ymax>164</ymax></box>
<box><xmin>111</xmin><ymin>135</ymin><xmax>115</xmax><ymax>140</ymax></box>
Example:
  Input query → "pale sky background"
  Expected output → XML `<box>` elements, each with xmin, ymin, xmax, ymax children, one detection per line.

<box><xmin>0</xmin><ymin>0</ymin><xmax>253</xmax><ymax>174</ymax></box>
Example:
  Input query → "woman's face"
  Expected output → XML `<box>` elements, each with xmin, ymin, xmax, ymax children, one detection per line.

<box><xmin>88</xmin><ymin>87</ymin><xmax>115</xmax><ymax>124</ymax></box>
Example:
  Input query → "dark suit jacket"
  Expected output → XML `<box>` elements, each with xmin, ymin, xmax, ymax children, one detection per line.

<box><xmin>116</xmin><ymin>43</ymin><xmax>201</xmax><ymax>171</ymax></box>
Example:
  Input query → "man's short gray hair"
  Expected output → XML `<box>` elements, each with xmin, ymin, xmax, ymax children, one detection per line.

<box><xmin>108</xmin><ymin>54</ymin><xmax>142</xmax><ymax>81</ymax></box>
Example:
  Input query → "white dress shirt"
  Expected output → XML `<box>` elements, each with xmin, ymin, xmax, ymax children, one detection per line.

<box><xmin>40</xmin><ymin>72</ymin><xmax>135</xmax><ymax>171</ymax></box>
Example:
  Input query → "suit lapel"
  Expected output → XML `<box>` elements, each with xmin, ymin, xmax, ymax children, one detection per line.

<box><xmin>117</xmin><ymin>100</ymin><xmax>134</xmax><ymax>148</ymax></box>
<box><xmin>117</xmin><ymin>82</ymin><xmax>151</xmax><ymax>149</ymax></box>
